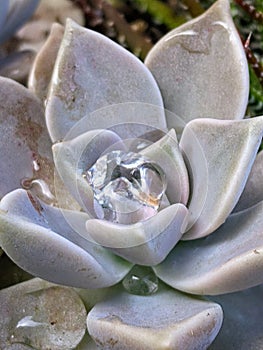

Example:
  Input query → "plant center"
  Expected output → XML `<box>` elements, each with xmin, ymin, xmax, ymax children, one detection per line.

<box><xmin>85</xmin><ymin>150</ymin><xmax>166</xmax><ymax>224</ymax></box>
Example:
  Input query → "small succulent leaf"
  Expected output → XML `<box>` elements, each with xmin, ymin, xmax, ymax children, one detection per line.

<box><xmin>154</xmin><ymin>200</ymin><xmax>263</xmax><ymax>295</ymax></box>
<box><xmin>210</xmin><ymin>284</ymin><xmax>263</xmax><ymax>350</ymax></box>
<box><xmin>46</xmin><ymin>19</ymin><xmax>165</xmax><ymax>142</ymax></box>
<box><xmin>0</xmin><ymin>278</ymin><xmax>87</xmax><ymax>349</ymax></box>
<box><xmin>0</xmin><ymin>0</ymin><xmax>40</xmax><ymax>45</ymax></box>
<box><xmin>0</xmin><ymin>189</ymin><xmax>132</xmax><ymax>288</ymax></box>
<box><xmin>28</xmin><ymin>22</ymin><xmax>64</xmax><ymax>102</ymax></box>
<box><xmin>0</xmin><ymin>77</ymin><xmax>54</xmax><ymax>201</ymax></box>
<box><xmin>145</xmin><ymin>0</ymin><xmax>249</xmax><ymax>125</ymax></box>
<box><xmin>0</xmin><ymin>1</ymin><xmax>9</xmax><ymax>36</ymax></box>
<box><xmin>85</xmin><ymin>204</ymin><xmax>188</xmax><ymax>265</ymax></box>
<box><xmin>180</xmin><ymin>116</ymin><xmax>263</xmax><ymax>239</ymax></box>
<box><xmin>87</xmin><ymin>284</ymin><xmax>223</xmax><ymax>350</ymax></box>
<box><xmin>52</xmin><ymin>129</ymin><xmax>125</xmax><ymax>215</ymax></box>
<box><xmin>140</xmin><ymin>128</ymin><xmax>189</xmax><ymax>205</ymax></box>
<box><xmin>233</xmin><ymin>150</ymin><xmax>263</xmax><ymax>212</ymax></box>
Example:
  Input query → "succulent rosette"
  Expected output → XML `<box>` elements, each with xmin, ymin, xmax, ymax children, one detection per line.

<box><xmin>0</xmin><ymin>0</ymin><xmax>263</xmax><ymax>348</ymax></box>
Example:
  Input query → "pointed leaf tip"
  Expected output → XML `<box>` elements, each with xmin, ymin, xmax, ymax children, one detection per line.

<box><xmin>145</xmin><ymin>0</ymin><xmax>249</xmax><ymax>124</ymax></box>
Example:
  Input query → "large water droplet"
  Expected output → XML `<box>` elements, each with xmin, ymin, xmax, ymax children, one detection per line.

<box><xmin>122</xmin><ymin>265</ymin><xmax>158</xmax><ymax>296</ymax></box>
<box><xmin>85</xmin><ymin>151</ymin><xmax>166</xmax><ymax>224</ymax></box>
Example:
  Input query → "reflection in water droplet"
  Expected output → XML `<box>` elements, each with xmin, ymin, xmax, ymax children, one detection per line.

<box><xmin>16</xmin><ymin>315</ymin><xmax>47</xmax><ymax>328</ymax></box>
<box><xmin>21</xmin><ymin>178</ymin><xmax>55</xmax><ymax>204</ymax></box>
<box><xmin>86</xmin><ymin>151</ymin><xmax>167</xmax><ymax>224</ymax></box>
<box><xmin>32</xmin><ymin>160</ymin><xmax>40</xmax><ymax>172</ymax></box>
<box><xmin>30</xmin><ymin>179</ymin><xmax>55</xmax><ymax>201</ymax></box>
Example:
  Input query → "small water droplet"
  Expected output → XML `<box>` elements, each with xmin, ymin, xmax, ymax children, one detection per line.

<box><xmin>30</xmin><ymin>179</ymin><xmax>55</xmax><ymax>201</ymax></box>
<box><xmin>164</xmin><ymin>29</ymin><xmax>198</xmax><ymax>42</ymax></box>
<box><xmin>122</xmin><ymin>265</ymin><xmax>158</xmax><ymax>296</ymax></box>
<box><xmin>21</xmin><ymin>178</ymin><xmax>55</xmax><ymax>204</ymax></box>
<box><xmin>16</xmin><ymin>315</ymin><xmax>47</xmax><ymax>328</ymax></box>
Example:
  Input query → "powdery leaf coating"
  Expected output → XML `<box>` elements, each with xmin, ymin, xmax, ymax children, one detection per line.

<box><xmin>46</xmin><ymin>19</ymin><xmax>165</xmax><ymax>142</ymax></box>
<box><xmin>145</xmin><ymin>0</ymin><xmax>249</xmax><ymax>125</ymax></box>
<box><xmin>0</xmin><ymin>189</ymin><xmax>132</xmax><ymax>289</ymax></box>
<box><xmin>154</xmin><ymin>200</ymin><xmax>263</xmax><ymax>295</ymax></box>
<box><xmin>52</xmin><ymin>129</ymin><xmax>125</xmax><ymax>215</ymax></box>
<box><xmin>87</xmin><ymin>284</ymin><xmax>223</xmax><ymax>350</ymax></box>
<box><xmin>86</xmin><ymin>203</ymin><xmax>188</xmax><ymax>265</ymax></box>
<box><xmin>180</xmin><ymin>116</ymin><xmax>263</xmax><ymax>239</ymax></box>
<box><xmin>0</xmin><ymin>77</ymin><xmax>54</xmax><ymax>201</ymax></box>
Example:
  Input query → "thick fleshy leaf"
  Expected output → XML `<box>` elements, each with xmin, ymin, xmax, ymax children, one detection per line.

<box><xmin>86</xmin><ymin>204</ymin><xmax>188</xmax><ymax>265</ymax></box>
<box><xmin>180</xmin><ymin>116</ymin><xmax>263</xmax><ymax>239</ymax></box>
<box><xmin>0</xmin><ymin>77</ymin><xmax>54</xmax><ymax>201</ymax></box>
<box><xmin>154</xmin><ymin>200</ymin><xmax>263</xmax><ymax>295</ymax></box>
<box><xmin>145</xmin><ymin>0</ymin><xmax>249</xmax><ymax>125</ymax></box>
<box><xmin>53</xmin><ymin>129</ymin><xmax>125</xmax><ymax>214</ymax></box>
<box><xmin>87</xmin><ymin>284</ymin><xmax>223</xmax><ymax>350</ymax></box>
<box><xmin>58</xmin><ymin>102</ymin><xmax>168</xmax><ymax>142</ymax></box>
<box><xmin>0</xmin><ymin>278</ymin><xmax>87</xmax><ymax>349</ymax></box>
<box><xmin>210</xmin><ymin>284</ymin><xmax>263</xmax><ymax>350</ymax></box>
<box><xmin>28</xmin><ymin>23</ymin><xmax>64</xmax><ymax>102</ymax></box>
<box><xmin>0</xmin><ymin>189</ymin><xmax>132</xmax><ymax>288</ymax></box>
<box><xmin>141</xmin><ymin>128</ymin><xmax>189</xmax><ymax>205</ymax></box>
<box><xmin>45</xmin><ymin>19</ymin><xmax>165</xmax><ymax>141</ymax></box>
<box><xmin>234</xmin><ymin>150</ymin><xmax>263</xmax><ymax>212</ymax></box>
<box><xmin>0</xmin><ymin>0</ymin><xmax>40</xmax><ymax>45</ymax></box>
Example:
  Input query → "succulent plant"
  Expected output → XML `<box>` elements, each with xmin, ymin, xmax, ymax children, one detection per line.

<box><xmin>0</xmin><ymin>0</ymin><xmax>263</xmax><ymax>348</ymax></box>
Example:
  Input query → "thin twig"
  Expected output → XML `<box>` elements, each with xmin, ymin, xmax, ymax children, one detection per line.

<box><xmin>243</xmin><ymin>32</ymin><xmax>263</xmax><ymax>86</ymax></box>
<box><xmin>234</xmin><ymin>0</ymin><xmax>263</xmax><ymax>24</ymax></box>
